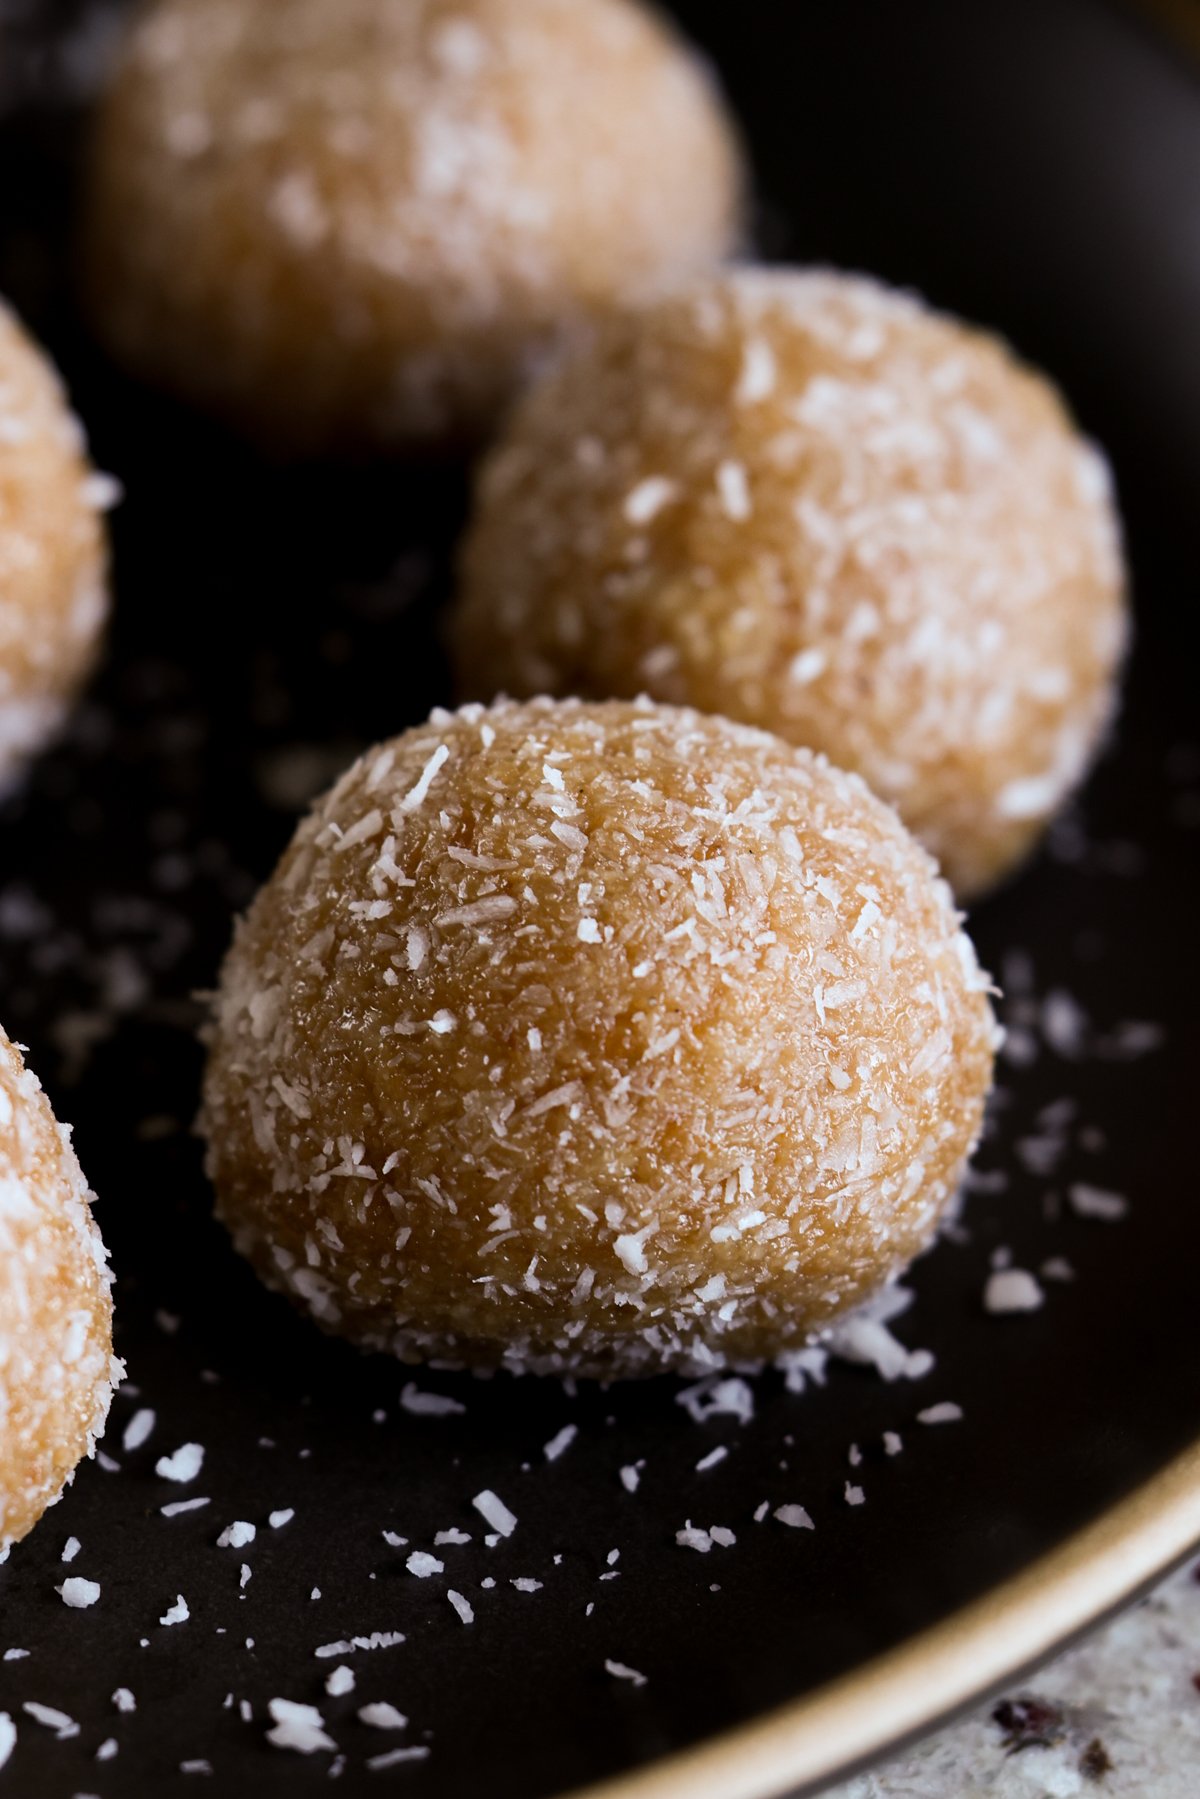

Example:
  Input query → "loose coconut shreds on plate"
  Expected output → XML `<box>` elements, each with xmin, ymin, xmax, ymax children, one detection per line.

<box><xmin>0</xmin><ymin>1027</ymin><xmax>120</xmax><ymax>1553</ymax></box>
<box><xmin>201</xmin><ymin>695</ymin><xmax>997</xmax><ymax>1381</ymax></box>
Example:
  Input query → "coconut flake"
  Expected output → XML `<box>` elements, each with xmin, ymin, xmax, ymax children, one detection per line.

<box><xmin>984</xmin><ymin>1269</ymin><xmax>1044</xmax><ymax>1313</ymax></box>
<box><xmin>155</xmin><ymin>1443</ymin><xmax>204</xmax><ymax>1484</ymax></box>
<box><xmin>1069</xmin><ymin>1183</ymin><xmax>1129</xmax><ymax>1222</ymax></box>
<box><xmin>399</xmin><ymin>1383</ymin><xmax>465</xmax><ymax>1417</ymax></box>
<box><xmin>773</xmin><ymin>1505</ymin><xmax>814</xmax><ymax>1530</ymax></box>
<box><xmin>405</xmin><ymin>1552</ymin><xmax>443</xmax><ymax>1579</ymax></box>
<box><xmin>917</xmin><ymin>1402</ymin><xmax>964</xmax><ymax>1425</ymax></box>
<box><xmin>358</xmin><ymin>1703</ymin><xmax>408</xmax><ymax>1730</ymax></box>
<box><xmin>266</xmin><ymin>1699</ymin><xmax>336</xmax><ymax>1755</ymax></box>
<box><xmin>58</xmin><ymin>1578</ymin><xmax>100</xmax><ymax>1609</ymax></box>
<box><xmin>472</xmin><ymin>1490</ymin><xmax>517</xmax><ymax>1537</ymax></box>
<box><xmin>217</xmin><ymin>1521</ymin><xmax>256</xmax><ymax>1549</ymax></box>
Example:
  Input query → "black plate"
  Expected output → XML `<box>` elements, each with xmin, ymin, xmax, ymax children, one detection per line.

<box><xmin>1</xmin><ymin>1</ymin><xmax>1198</xmax><ymax>1795</ymax></box>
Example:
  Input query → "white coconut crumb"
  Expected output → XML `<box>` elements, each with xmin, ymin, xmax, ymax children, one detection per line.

<box><xmin>447</xmin><ymin>1590</ymin><xmax>474</xmax><ymax>1625</ymax></box>
<box><xmin>399</xmin><ymin>1383</ymin><xmax>465</xmax><ymax>1417</ymax></box>
<box><xmin>984</xmin><ymin>1268</ymin><xmax>1045</xmax><ymax>1313</ymax></box>
<box><xmin>918</xmin><ymin>1402</ymin><xmax>964</xmax><ymax>1425</ymax></box>
<box><xmin>675</xmin><ymin>1377</ymin><xmax>755</xmax><ymax>1425</ymax></box>
<box><xmin>266</xmin><ymin>1698</ymin><xmax>336</xmax><ymax>1755</ymax></box>
<box><xmin>472</xmin><ymin>1490</ymin><xmax>517</xmax><ymax>1537</ymax></box>
<box><xmin>382</xmin><ymin>1531</ymin><xmax>408</xmax><ymax>1549</ymax></box>
<box><xmin>217</xmin><ymin>1521</ymin><xmax>256</xmax><ymax>1549</ymax></box>
<box><xmin>358</xmin><ymin>1703</ymin><xmax>408</xmax><ymax>1730</ymax></box>
<box><xmin>774</xmin><ymin>1504</ymin><xmax>815</xmax><ymax>1530</ymax></box>
<box><xmin>123</xmin><ymin>1408</ymin><xmax>155</xmax><ymax>1452</ymax></box>
<box><xmin>406</xmin><ymin>1552</ymin><xmax>443</xmax><ymax>1579</ymax></box>
<box><xmin>240</xmin><ymin>1564</ymin><xmax>252</xmax><ymax>1590</ymax></box>
<box><xmin>1041</xmin><ymin>1257</ymin><xmax>1075</xmax><ymax>1282</ymax></box>
<box><xmin>511</xmin><ymin>1578</ymin><xmax>543</xmax><ymax>1593</ymax></box>
<box><xmin>543</xmin><ymin>1424</ymin><xmax>577</xmax><ymax>1462</ymax></box>
<box><xmin>623</xmin><ymin>476</ymin><xmax>678</xmax><ymax>525</ymax></box>
<box><xmin>0</xmin><ymin>1715</ymin><xmax>13</xmax><ymax>1772</ymax></box>
<box><xmin>58</xmin><ymin>1577</ymin><xmax>100</xmax><ymax>1609</ymax></box>
<box><xmin>159</xmin><ymin>1595</ymin><xmax>190</xmax><ymax>1626</ymax></box>
<box><xmin>884</xmin><ymin>1431</ymin><xmax>904</xmax><ymax>1456</ymax></box>
<box><xmin>368</xmin><ymin>1747</ymin><xmax>430</xmax><ymax>1769</ymax></box>
<box><xmin>397</xmin><ymin>743</ymin><xmax>450</xmax><ymax>813</ymax></box>
<box><xmin>735</xmin><ymin>337</ymin><xmax>777</xmax><ymax>404</ymax></box>
<box><xmin>96</xmin><ymin>1738</ymin><xmax>118</xmax><ymax>1762</ymax></box>
<box><xmin>181</xmin><ymin>1759</ymin><xmax>212</xmax><ymax>1775</ymax></box>
<box><xmin>434</xmin><ymin>1528</ymin><xmax>470</xmax><ymax>1546</ymax></box>
<box><xmin>844</xmin><ymin>1483</ymin><xmax>865</xmax><ymax>1507</ymax></box>
<box><xmin>23</xmin><ymin>1702</ymin><xmax>79</xmax><ymax>1739</ymax></box>
<box><xmin>62</xmin><ymin>1537</ymin><xmax>81</xmax><ymax>1563</ymax></box>
<box><xmin>155</xmin><ymin>1443</ymin><xmax>204</xmax><ymax>1483</ymax></box>
<box><xmin>112</xmin><ymin>1689</ymin><xmax>136</xmax><ymax>1713</ymax></box>
<box><xmin>1042</xmin><ymin>989</ymin><xmax>1088</xmax><ymax>1056</ymax></box>
<box><xmin>81</xmin><ymin>471</ymin><xmax>123</xmax><ymax>511</ymax></box>
<box><xmin>324</xmin><ymin>1667</ymin><xmax>355</xmax><ymax>1698</ymax></box>
<box><xmin>716</xmin><ymin>459</ymin><xmax>752</xmax><ymax>520</ymax></box>
<box><xmin>161</xmin><ymin>1499</ymin><xmax>210</xmax><ymax>1517</ymax></box>
<box><xmin>614</xmin><ymin>1227</ymin><xmax>653</xmax><ymax>1274</ymax></box>
<box><xmin>1069</xmin><ymin>1183</ymin><xmax>1129</xmax><ymax>1221</ymax></box>
<box><xmin>605</xmin><ymin>1659</ymin><xmax>648</xmax><ymax>1688</ymax></box>
<box><xmin>268</xmin><ymin>1509</ymin><xmax>294</xmax><ymax>1529</ymax></box>
<box><xmin>619</xmin><ymin>1464</ymin><xmax>643</xmax><ymax>1493</ymax></box>
<box><xmin>788</xmin><ymin>647</ymin><xmax>828</xmax><ymax>685</ymax></box>
<box><xmin>695</xmin><ymin>1446</ymin><xmax>728</xmax><ymax>1473</ymax></box>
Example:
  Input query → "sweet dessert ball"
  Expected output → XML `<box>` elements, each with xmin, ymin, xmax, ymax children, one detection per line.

<box><xmin>453</xmin><ymin>269</ymin><xmax>1128</xmax><ymax>899</ymax></box>
<box><xmin>82</xmin><ymin>0</ymin><xmax>744</xmax><ymax>453</ymax></box>
<box><xmin>0</xmin><ymin>300</ymin><xmax>111</xmax><ymax>799</ymax></box>
<box><xmin>0</xmin><ymin>1027</ymin><xmax>119</xmax><ymax>1551</ymax></box>
<box><xmin>201</xmin><ymin>697</ymin><xmax>997</xmax><ymax>1378</ymax></box>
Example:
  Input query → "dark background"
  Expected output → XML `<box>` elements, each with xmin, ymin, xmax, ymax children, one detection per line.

<box><xmin>0</xmin><ymin>1</ymin><xmax>1198</xmax><ymax>1795</ymax></box>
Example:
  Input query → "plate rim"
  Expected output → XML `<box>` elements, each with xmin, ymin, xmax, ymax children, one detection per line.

<box><xmin>558</xmin><ymin>1439</ymin><xmax>1200</xmax><ymax>1799</ymax></box>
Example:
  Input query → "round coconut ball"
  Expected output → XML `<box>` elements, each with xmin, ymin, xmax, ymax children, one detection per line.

<box><xmin>201</xmin><ymin>697</ymin><xmax>997</xmax><ymax>1379</ymax></box>
<box><xmin>0</xmin><ymin>1026</ymin><xmax>119</xmax><ymax>1551</ymax></box>
<box><xmin>0</xmin><ymin>301</ymin><xmax>111</xmax><ymax>799</ymax></box>
<box><xmin>453</xmin><ymin>269</ymin><xmax>1128</xmax><ymax>899</ymax></box>
<box><xmin>82</xmin><ymin>0</ymin><xmax>744</xmax><ymax>454</ymax></box>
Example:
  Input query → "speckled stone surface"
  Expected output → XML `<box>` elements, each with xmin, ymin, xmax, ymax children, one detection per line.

<box><xmin>828</xmin><ymin>1560</ymin><xmax>1200</xmax><ymax>1797</ymax></box>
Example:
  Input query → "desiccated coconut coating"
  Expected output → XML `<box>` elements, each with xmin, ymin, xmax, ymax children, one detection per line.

<box><xmin>0</xmin><ymin>1026</ymin><xmax>119</xmax><ymax>1552</ymax></box>
<box><xmin>201</xmin><ymin>697</ymin><xmax>997</xmax><ymax>1379</ymax></box>
<box><xmin>0</xmin><ymin>300</ymin><xmax>110</xmax><ymax>798</ymax></box>
<box><xmin>452</xmin><ymin>269</ymin><xmax>1128</xmax><ymax>899</ymax></box>
<box><xmin>82</xmin><ymin>0</ymin><xmax>744</xmax><ymax>453</ymax></box>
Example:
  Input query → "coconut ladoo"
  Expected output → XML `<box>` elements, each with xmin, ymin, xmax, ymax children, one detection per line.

<box><xmin>0</xmin><ymin>300</ymin><xmax>110</xmax><ymax>799</ymax></box>
<box><xmin>0</xmin><ymin>1028</ymin><xmax>119</xmax><ymax>1551</ymax></box>
<box><xmin>82</xmin><ymin>0</ymin><xmax>745</xmax><ymax>452</ymax></box>
<box><xmin>453</xmin><ymin>268</ymin><xmax>1127</xmax><ymax>898</ymax></box>
<box><xmin>201</xmin><ymin>697</ymin><xmax>997</xmax><ymax>1378</ymax></box>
